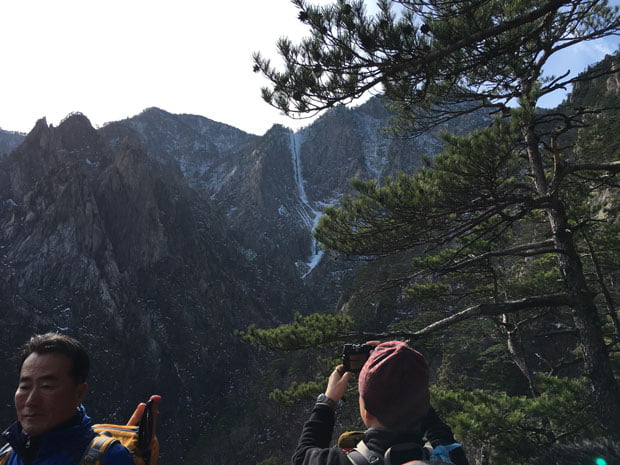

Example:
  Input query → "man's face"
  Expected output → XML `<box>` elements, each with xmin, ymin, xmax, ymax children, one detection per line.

<box><xmin>15</xmin><ymin>352</ymin><xmax>87</xmax><ymax>437</ymax></box>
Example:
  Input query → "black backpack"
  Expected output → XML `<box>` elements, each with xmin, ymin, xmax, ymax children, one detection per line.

<box><xmin>347</xmin><ymin>440</ymin><xmax>455</xmax><ymax>465</ymax></box>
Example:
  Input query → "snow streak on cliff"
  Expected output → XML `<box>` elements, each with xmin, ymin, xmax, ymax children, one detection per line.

<box><xmin>289</xmin><ymin>131</ymin><xmax>324</xmax><ymax>277</ymax></box>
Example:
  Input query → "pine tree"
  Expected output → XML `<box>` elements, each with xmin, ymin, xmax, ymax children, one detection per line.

<box><xmin>254</xmin><ymin>0</ymin><xmax>620</xmax><ymax>440</ymax></box>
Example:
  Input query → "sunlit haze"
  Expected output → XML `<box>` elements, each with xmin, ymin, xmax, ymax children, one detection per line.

<box><xmin>0</xmin><ymin>0</ymin><xmax>618</xmax><ymax>136</ymax></box>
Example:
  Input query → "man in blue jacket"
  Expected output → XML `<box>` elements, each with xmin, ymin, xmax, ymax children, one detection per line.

<box><xmin>1</xmin><ymin>333</ymin><xmax>134</xmax><ymax>465</ymax></box>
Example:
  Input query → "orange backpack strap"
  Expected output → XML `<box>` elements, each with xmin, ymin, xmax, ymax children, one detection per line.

<box><xmin>81</xmin><ymin>434</ymin><xmax>120</xmax><ymax>465</ymax></box>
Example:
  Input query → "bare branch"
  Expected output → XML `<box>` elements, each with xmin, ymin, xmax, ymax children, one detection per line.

<box><xmin>414</xmin><ymin>294</ymin><xmax>577</xmax><ymax>336</ymax></box>
<box><xmin>568</xmin><ymin>161</ymin><xmax>620</xmax><ymax>173</ymax></box>
<box><xmin>550</xmin><ymin>160</ymin><xmax>620</xmax><ymax>193</ymax></box>
<box><xmin>338</xmin><ymin>293</ymin><xmax>577</xmax><ymax>341</ymax></box>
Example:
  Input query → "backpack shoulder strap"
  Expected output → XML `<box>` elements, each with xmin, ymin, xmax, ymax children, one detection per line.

<box><xmin>384</xmin><ymin>442</ymin><xmax>429</xmax><ymax>465</ymax></box>
<box><xmin>81</xmin><ymin>434</ymin><xmax>120</xmax><ymax>465</ymax></box>
<box><xmin>403</xmin><ymin>460</ymin><xmax>454</xmax><ymax>465</ymax></box>
<box><xmin>347</xmin><ymin>441</ymin><xmax>384</xmax><ymax>465</ymax></box>
<box><xmin>0</xmin><ymin>443</ymin><xmax>12</xmax><ymax>465</ymax></box>
<box><xmin>347</xmin><ymin>449</ymin><xmax>372</xmax><ymax>465</ymax></box>
<box><xmin>348</xmin><ymin>440</ymin><xmax>448</xmax><ymax>465</ymax></box>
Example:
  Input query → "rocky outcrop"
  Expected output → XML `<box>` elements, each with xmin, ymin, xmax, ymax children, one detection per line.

<box><xmin>606</xmin><ymin>62</ymin><xmax>620</xmax><ymax>94</ymax></box>
<box><xmin>568</xmin><ymin>52</ymin><xmax>620</xmax><ymax>105</ymax></box>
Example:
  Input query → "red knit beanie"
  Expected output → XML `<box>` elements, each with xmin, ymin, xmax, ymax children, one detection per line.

<box><xmin>358</xmin><ymin>341</ymin><xmax>430</xmax><ymax>430</ymax></box>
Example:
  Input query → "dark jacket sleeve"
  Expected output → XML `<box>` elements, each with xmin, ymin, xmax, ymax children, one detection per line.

<box><xmin>101</xmin><ymin>442</ymin><xmax>135</xmax><ymax>465</ymax></box>
<box><xmin>421</xmin><ymin>407</ymin><xmax>470</xmax><ymax>465</ymax></box>
<box><xmin>292</xmin><ymin>404</ymin><xmax>351</xmax><ymax>465</ymax></box>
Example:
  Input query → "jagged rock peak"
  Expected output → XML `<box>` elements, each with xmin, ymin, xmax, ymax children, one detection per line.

<box><xmin>4</xmin><ymin>113</ymin><xmax>108</xmax><ymax>198</ymax></box>
<box><xmin>23</xmin><ymin>117</ymin><xmax>50</xmax><ymax>145</ymax></box>
<box><xmin>58</xmin><ymin>112</ymin><xmax>96</xmax><ymax>132</ymax></box>
<box><xmin>19</xmin><ymin>113</ymin><xmax>101</xmax><ymax>154</ymax></box>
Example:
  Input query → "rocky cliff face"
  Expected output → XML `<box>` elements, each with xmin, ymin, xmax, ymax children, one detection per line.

<box><xmin>568</xmin><ymin>52</ymin><xmax>620</xmax><ymax>105</ymax></box>
<box><xmin>106</xmin><ymin>99</ymin><xmax>487</xmax><ymax>308</ymax></box>
<box><xmin>0</xmin><ymin>97</ymin><xmax>486</xmax><ymax>464</ymax></box>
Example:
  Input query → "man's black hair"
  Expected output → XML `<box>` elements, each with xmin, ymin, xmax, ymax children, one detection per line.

<box><xmin>17</xmin><ymin>333</ymin><xmax>90</xmax><ymax>384</ymax></box>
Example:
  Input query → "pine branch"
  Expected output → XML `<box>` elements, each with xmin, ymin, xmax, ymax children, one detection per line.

<box><xmin>437</xmin><ymin>239</ymin><xmax>557</xmax><ymax>273</ymax></box>
<box><xmin>339</xmin><ymin>293</ymin><xmax>577</xmax><ymax>340</ymax></box>
<box><xmin>258</xmin><ymin>0</ymin><xmax>576</xmax><ymax>115</ymax></box>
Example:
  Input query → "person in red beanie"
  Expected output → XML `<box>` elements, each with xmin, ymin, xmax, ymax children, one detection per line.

<box><xmin>292</xmin><ymin>341</ymin><xmax>469</xmax><ymax>465</ymax></box>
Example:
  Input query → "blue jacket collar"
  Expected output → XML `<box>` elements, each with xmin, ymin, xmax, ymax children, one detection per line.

<box><xmin>2</xmin><ymin>405</ymin><xmax>94</xmax><ymax>459</ymax></box>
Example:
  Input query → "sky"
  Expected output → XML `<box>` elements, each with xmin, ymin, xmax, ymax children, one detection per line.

<box><xmin>0</xmin><ymin>0</ymin><xmax>618</xmax><ymax>136</ymax></box>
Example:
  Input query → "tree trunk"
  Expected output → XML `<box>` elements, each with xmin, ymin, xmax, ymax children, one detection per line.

<box><xmin>583</xmin><ymin>232</ymin><xmax>620</xmax><ymax>339</ymax></box>
<box><xmin>523</xmin><ymin>125</ymin><xmax>620</xmax><ymax>441</ymax></box>
<box><xmin>548</xmin><ymin>203</ymin><xmax>620</xmax><ymax>440</ymax></box>
<box><xmin>502</xmin><ymin>314</ymin><xmax>541</xmax><ymax>397</ymax></box>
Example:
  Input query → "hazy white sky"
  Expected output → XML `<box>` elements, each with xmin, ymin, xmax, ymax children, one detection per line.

<box><xmin>0</xmin><ymin>0</ymin><xmax>618</xmax><ymax>136</ymax></box>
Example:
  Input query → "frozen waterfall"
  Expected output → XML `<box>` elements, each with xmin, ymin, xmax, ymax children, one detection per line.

<box><xmin>289</xmin><ymin>132</ymin><xmax>324</xmax><ymax>277</ymax></box>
